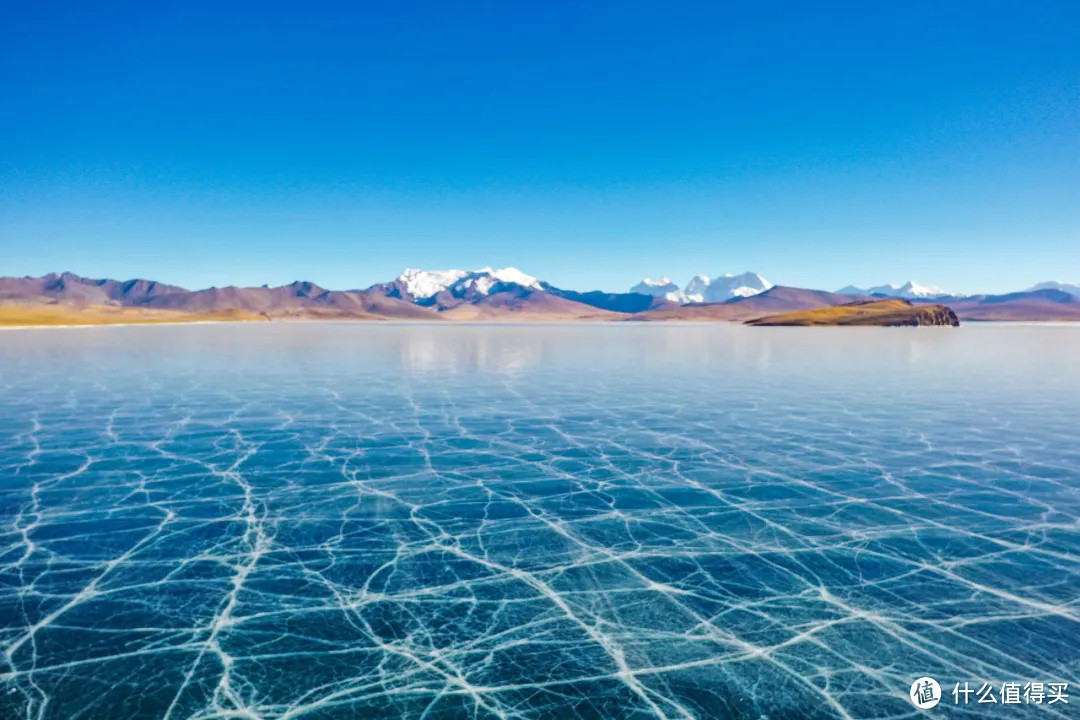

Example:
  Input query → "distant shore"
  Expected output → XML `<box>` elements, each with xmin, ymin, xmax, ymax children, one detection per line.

<box><xmin>2</xmin><ymin>296</ymin><xmax>1079</xmax><ymax>329</ymax></box>
<box><xmin>3</xmin><ymin>313</ymin><xmax>1078</xmax><ymax>330</ymax></box>
<box><xmin>0</xmin><ymin>305</ymin><xmax>268</xmax><ymax>328</ymax></box>
<box><xmin>6</xmin><ymin>272</ymin><xmax>1080</xmax><ymax>323</ymax></box>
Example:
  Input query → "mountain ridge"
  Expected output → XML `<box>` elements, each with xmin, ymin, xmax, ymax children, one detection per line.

<box><xmin>922</xmin><ymin>288</ymin><xmax>1080</xmax><ymax>321</ymax></box>
<box><xmin>836</xmin><ymin>280</ymin><xmax>950</xmax><ymax>298</ymax></box>
<box><xmin>630</xmin><ymin>272</ymin><xmax>773</xmax><ymax>303</ymax></box>
<box><xmin>628</xmin><ymin>286</ymin><xmax>872</xmax><ymax>322</ymax></box>
<box><xmin>2</xmin><ymin>270</ymin><xmax>1077</xmax><ymax>324</ymax></box>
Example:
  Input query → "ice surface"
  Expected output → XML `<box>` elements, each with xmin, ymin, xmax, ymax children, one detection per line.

<box><xmin>0</xmin><ymin>324</ymin><xmax>1077</xmax><ymax>719</ymax></box>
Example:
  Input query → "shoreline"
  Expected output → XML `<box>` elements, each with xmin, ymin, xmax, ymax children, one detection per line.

<box><xmin>0</xmin><ymin>319</ymin><xmax>268</xmax><ymax>331</ymax></box>
<box><xmin>2</xmin><ymin>317</ymin><xmax>1079</xmax><ymax>330</ymax></box>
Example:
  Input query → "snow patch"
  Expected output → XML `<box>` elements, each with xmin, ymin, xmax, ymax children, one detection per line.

<box><xmin>396</xmin><ymin>267</ymin><xmax>542</xmax><ymax>300</ymax></box>
<box><xmin>398</xmin><ymin>268</ymin><xmax>471</xmax><ymax>300</ymax></box>
<box><xmin>630</xmin><ymin>278</ymin><xmax>687</xmax><ymax>303</ymax></box>
<box><xmin>838</xmin><ymin>281</ymin><xmax>949</xmax><ymax>298</ymax></box>
<box><xmin>631</xmin><ymin>272</ymin><xmax>772</xmax><ymax>303</ymax></box>
<box><xmin>1027</xmin><ymin>281</ymin><xmax>1080</xmax><ymax>297</ymax></box>
<box><xmin>476</xmin><ymin>267</ymin><xmax>543</xmax><ymax>291</ymax></box>
<box><xmin>682</xmin><ymin>272</ymin><xmax>772</xmax><ymax>302</ymax></box>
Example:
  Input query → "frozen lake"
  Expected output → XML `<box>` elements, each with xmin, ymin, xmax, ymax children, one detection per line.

<box><xmin>1</xmin><ymin>323</ymin><xmax>1077</xmax><ymax>718</ymax></box>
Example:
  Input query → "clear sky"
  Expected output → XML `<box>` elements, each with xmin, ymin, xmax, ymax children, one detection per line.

<box><xmin>2</xmin><ymin>0</ymin><xmax>1078</xmax><ymax>293</ymax></box>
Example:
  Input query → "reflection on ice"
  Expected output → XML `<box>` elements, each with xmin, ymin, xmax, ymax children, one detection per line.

<box><xmin>399</xmin><ymin>325</ymin><xmax>544</xmax><ymax>375</ymax></box>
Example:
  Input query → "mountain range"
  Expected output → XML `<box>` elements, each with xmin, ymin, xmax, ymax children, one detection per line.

<box><xmin>1026</xmin><ymin>281</ymin><xmax>1080</xmax><ymax>297</ymax></box>
<box><xmin>631</xmin><ymin>272</ymin><xmax>773</xmax><ymax>303</ymax></box>
<box><xmin>834</xmin><ymin>280</ymin><xmax>950</xmax><ymax>299</ymax></box>
<box><xmin>1</xmin><ymin>268</ymin><xmax>1079</xmax><ymax>325</ymax></box>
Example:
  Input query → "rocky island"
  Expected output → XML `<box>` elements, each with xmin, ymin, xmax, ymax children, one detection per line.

<box><xmin>745</xmin><ymin>299</ymin><xmax>960</xmax><ymax>326</ymax></box>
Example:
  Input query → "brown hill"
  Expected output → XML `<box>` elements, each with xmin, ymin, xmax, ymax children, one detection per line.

<box><xmin>630</xmin><ymin>286</ymin><xmax>870</xmax><ymax>321</ymax></box>
<box><xmin>137</xmin><ymin>281</ymin><xmax>435</xmax><ymax>319</ymax></box>
<box><xmin>0</xmin><ymin>272</ymin><xmax>187</xmax><ymax>306</ymax></box>
<box><xmin>933</xmin><ymin>289</ymin><xmax>1080</xmax><ymax>321</ymax></box>
<box><xmin>746</xmin><ymin>299</ymin><xmax>959</xmax><ymax>326</ymax></box>
<box><xmin>318</xmin><ymin>290</ymin><xmax>439</xmax><ymax>319</ymax></box>
<box><xmin>439</xmin><ymin>287</ymin><xmax>620</xmax><ymax>320</ymax></box>
<box><xmin>1</xmin><ymin>274</ymin><xmax>437</xmax><ymax>321</ymax></box>
<box><xmin>542</xmin><ymin>286</ymin><xmax>677</xmax><ymax>313</ymax></box>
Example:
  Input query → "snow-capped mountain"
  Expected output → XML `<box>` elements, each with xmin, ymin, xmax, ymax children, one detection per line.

<box><xmin>371</xmin><ymin>266</ymin><xmax>647</xmax><ymax>315</ymax></box>
<box><xmin>629</xmin><ymin>277</ymin><xmax>687</xmax><ymax>303</ymax></box>
<box><xmin>396</xmin><ymin>268</ymin><xmax>471</xmax><ymax>300</ymax></box>
<box><xmin>629</xmin><ymin>272</ymin><xmax>772</xmax><ymax>304</ymax></box>
<box><xmin>384</xmin><ymin>267</ymin><xmax>543</xmax><ymax>302</ymax></box>
<box><xmin>683</xmin><ymin>275</ymin><xmax>712</xmax><ymax>302</ymax></box>
<box><xmin>684</xmin><ymin>272</ymin><xmax>773</xmax><ymax>302</ymax></box>
<box><xmin>837</xmin><ymin>281</ymin><xmax>949</xmax><ymax>299</ymax></box>
<box><xmin>456</xmin><ymin>267</ymin><xmax>543</xmax><ymax>295</ymax></box>
<box><xmin>1027</xmin><ymin>281</ymin><xmax>1080</xmax><ymax>297</ymax></box>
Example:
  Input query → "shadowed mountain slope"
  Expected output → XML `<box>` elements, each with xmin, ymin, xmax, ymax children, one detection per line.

<box><xmin>0</xmin><ymin>274</ymin><xmax>436</xmax><ymax>320</ymax></box>
<box><xmin>438</xmin><ymin>286</ymin><xmax>621</xmax><ymax>320</ymax></box>
<box><xmin>933</xmin><ymin>289</ymin><xmax>1080</xmax><ymax>321</ymax></box>
<box><xmin>543</xmin><ymin>287</ymin><xmax>676</xmax><ymax>313</ymax></box>
<box><xmin>143</xmin><ymin>283</ymin><xmax>436</xmax><ymax>319</ymax></box>
<box><xmin>630</xmin><ymin>286</ymin><xmax>872</xmax><ymax>321</ymax></box>
<box><xmin>0</xmin><ymin>272</ymin><xmax>187</xmax><ymax>305</ymax></box>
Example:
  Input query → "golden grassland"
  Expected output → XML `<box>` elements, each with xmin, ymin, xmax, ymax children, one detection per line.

<box><xmin>0</xmin><ymin>304</ymin><xmax>268</xmax><ymax>327</ymax></box>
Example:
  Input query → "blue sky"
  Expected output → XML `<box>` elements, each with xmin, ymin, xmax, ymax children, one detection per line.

<box><xmin>2</xmin><ymin>0</ymin><xmax>1078</xmax><ymax>293</ymax></box>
